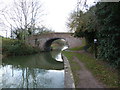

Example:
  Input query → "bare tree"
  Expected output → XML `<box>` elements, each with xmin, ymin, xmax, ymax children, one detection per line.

<box><xmin>0</xmin><ymin>0</ymin><xmax>44</xmax><ymax>40</ymax></box>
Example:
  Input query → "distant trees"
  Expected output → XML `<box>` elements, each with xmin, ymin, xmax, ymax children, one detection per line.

<box><xmin>34</xmin><ymin>26</ymin><xmax>54</xmax><ymax>35</ymax></box>
<box><xmin>67</xmin><ymin>2</ymin><xmax>120</xmax><ymax>67</ymax></box>
<box><xmin>0</xmin><ymin>0</ymin><xmax>50</xmax><ymax>40</ymax></box>
<box><xmin>67</xmin><ymin>6</ymin><xmax>97</xmax><ymax>46</ymax></box>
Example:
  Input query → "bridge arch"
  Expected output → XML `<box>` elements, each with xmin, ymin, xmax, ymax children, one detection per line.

<box><xmin>44</xmin><ymin>38</ymin><xmax>68</xmax><ymax>51</ymax></box>
<box><xmin>25</xmin><ymin>33</ymin><xmax>82</xmax><ymax>51</ymax></box>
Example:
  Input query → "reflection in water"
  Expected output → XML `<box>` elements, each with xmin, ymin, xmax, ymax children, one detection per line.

<box><xmin>62</xmin><ymin>45</ymin><xmax>69</xmax><ymax>51</ymax></box>
<box><xmin>1</xmin><ymin>66</ymin><xmax>64</xmax><ymax>88</ymax></box>
<box><xmin>51</xmin><ymin>45</ymin><xmax>68</xmax><ymax>62</ymax></box>
<box><xmin>0</xmin><ymin>50</ymin><xmax>65</xmax><ymax>88</ymax></box>
<box><xmin>51</xmin><ymin>51</ymin><xmax>63</xmax><ymax>62</ymax></box>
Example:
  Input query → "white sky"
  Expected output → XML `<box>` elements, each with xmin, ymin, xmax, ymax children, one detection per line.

<box><xmin>42</xmin><ymin>0</ymin><xmax>77</xmax><ymax>32</ymax></box>
<box><xmin>0</xmin><ymin>0</ymin><xmax>98</xmax><ymax>37</ymax></box>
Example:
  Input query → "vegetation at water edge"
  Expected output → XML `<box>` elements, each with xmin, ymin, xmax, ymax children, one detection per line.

<box><xmin>2</xmin><ymin>38</ymin><xmax>40</xmax><ymax>57</ymax></box>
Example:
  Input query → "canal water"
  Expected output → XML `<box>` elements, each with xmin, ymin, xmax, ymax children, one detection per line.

<box><xmin>0</xmin><ymin>46</ymin><xmax>68</xmax><ymax>88</ymax></box>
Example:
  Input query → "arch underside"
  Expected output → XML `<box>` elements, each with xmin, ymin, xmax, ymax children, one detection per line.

<box><xmin>44</xmin><ymin>38</ymin><xmax>66</xmax><ymax>51</ymax></box>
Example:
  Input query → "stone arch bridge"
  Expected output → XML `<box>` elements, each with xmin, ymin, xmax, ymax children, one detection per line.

<box><xmin>26</xmin><ymin>33</ymin><xmax>82</xmax><ymax>51</ymax></box>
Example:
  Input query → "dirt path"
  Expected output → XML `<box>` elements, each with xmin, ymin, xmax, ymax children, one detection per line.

<box><xmin>73</xmin><ymin>56</ymin><xmax>105</xmax><ymax>88</ymax></box>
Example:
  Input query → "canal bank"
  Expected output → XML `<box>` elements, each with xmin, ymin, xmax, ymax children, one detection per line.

<box><xmin>1</xmin><ymin>42</ymin><xmax>76</xmax><ymax>88</ymax></box>
<box><xmin>62</xmin><ymin>54</ymin><xmax>75</xmax><ymax>88</ymax></box>
<box><xmin>63</xmin><ymin>50</ymin><xmax>119</xmax><ymax>88</ymax></box>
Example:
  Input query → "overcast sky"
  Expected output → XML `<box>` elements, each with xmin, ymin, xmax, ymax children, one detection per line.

<box><xmin>0</xmin><ymin>0</ymin><xmax>99</xmax><ymax>37</ymax></box>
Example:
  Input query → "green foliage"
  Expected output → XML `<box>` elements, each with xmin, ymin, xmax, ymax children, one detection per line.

<box><xmin>51</xmin><ymin>39</ymin><xmax>68</xmax><ymax>51</ymax></box>
<box><xmin>68</xmin><ymin>2</ymin><xmax>120</xmax><ymax>67</ymax></box>
<box><xmin>67</xmin><ymin>6</ymin><xmax>98</xmax><ymax>48</ymax></box>
<box><xmin>13</xmin><ymin>26</ymin><xmax>54</xmax><ymax>40</ymax></box>
<box><xmin>2</xmin><ymin>38</ymin><xmax>39</xmax><ymax>56</ymax></box>
<box><xmin>35</xmin><ymin>26</ymin><xmax>54</xmax><ymax>35</ymax></box>
<box><xmin>63</xmin><ymin>51</ymin><xmax>119</xmax><ymax>88</ymax></box>
<box><xmin>52</xmin><ymin>39</ymin><xmax>67</xmax><ymax>46</ymax></box>
<box><xmin>96</xmin><ymin>2</ymin><xmax>120</xmax><ymax>67</ymax></box>
<box><xmin>13</xmin><ymin>28</ymin><xmax>26</xmax><ymax>40</ymax></box>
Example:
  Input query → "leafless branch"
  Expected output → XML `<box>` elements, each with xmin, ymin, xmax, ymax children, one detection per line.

<box><xmin>0</xmin><ymin>0</ymin><xmax>45</xmax><ymax>38</ymax></box>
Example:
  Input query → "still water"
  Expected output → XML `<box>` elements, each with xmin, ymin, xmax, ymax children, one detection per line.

<box><xmin>0</xmin><ymin>46</ymin><xmax>68</xmax><ymax>88</ymax></box>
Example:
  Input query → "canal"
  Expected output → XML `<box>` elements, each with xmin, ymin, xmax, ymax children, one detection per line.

<box><xmin>0</xmin><ymin>46</ymin><xmax>68</xmax><ymax>88</ymax></box>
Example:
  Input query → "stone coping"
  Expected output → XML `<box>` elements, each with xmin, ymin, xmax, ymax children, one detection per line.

<box><xmin>62</xmin><ymin>54</ymin><xmax>75</xmax><ymax>88</ymax></box>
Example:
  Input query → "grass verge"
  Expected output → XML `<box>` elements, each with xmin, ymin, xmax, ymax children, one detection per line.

<box><xmin>62</xmin><ymin>51</ymin><xmax>81</xmax><ymax>86</ymax></box>
<box><xmin>69</xmin><ymin>38</ymin><xmax>86</xmax><ymax>51</ymax></box>
<box><xmin>63</xmin><ymin>51</ymin><xmax>119</xmax><ymax>88</ymax></box>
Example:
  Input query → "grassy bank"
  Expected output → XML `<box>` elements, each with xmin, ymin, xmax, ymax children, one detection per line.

<box><xmin>63</xmin><ymin>51</ymin><xmax>119</xmax><ymax>88</ymax></box>
<box><xmin>63</xmin><ymin>51</ymin><xmax>81</xmax><ymax>85</ymax></box>
<box><xmin>2</xmin><ymin>38</ymin><xmax>39</xmax><ymax>58</ymax></box>
<box><xmin>69</xmin><ymin>38</ymin><xmax>86</xmax><ymax>51</ymax></box>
